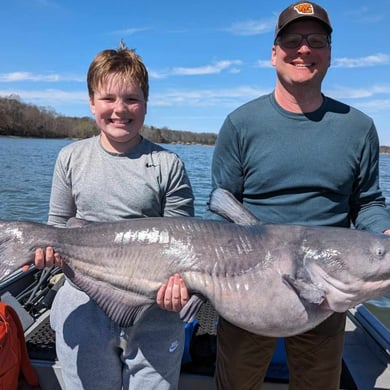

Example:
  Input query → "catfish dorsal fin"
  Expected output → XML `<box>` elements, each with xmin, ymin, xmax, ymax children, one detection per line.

<box><xmin>208</xmin><ymin>188</ymin><xmax>261</xmax><ymax>226</ymax></box>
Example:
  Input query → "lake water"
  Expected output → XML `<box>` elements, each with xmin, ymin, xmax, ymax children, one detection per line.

<box><xmin>1</xmin><ymin>136</ymin><xmax>390</xmax><ymax>327</ymax></box>
<box><xmin>1</xmin><ymin>136</ymin><xmax>389</xmax><ymax>221</ymax></box>
<box><xmin>0</xmin><ymin>137</ymin><xmax>214</xmax><ymax>221</ymax></box>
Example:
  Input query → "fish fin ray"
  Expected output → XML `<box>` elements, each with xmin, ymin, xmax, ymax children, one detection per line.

<box><xmin>208</xmin><ymin>188</ymin><xmax>261</xmax><ymax>226</ymax></box>
<box><xmin>64</xmin><ymin>267</ymin><xmax>154</xmax><ymax>327</ymax></box>
<box><xmin>282</xmin><ymin>274</ymin><xmax>326</xmax><ymax>305</ymax></box>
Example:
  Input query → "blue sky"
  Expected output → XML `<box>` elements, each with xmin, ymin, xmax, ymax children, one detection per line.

<box><xmin>1</xmin><ymin>0</ymin><xmax>390</xmax><ymax>145</ymax></box>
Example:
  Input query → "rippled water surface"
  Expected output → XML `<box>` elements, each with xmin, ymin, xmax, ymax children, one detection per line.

<box><xmin>0</xmin><ymin>137</ymin><xmax>212</xmax><ymax>220</ymax></box>
<box><xmin>380</xmin><ymin>154</ymin><xmax>390</xmax><ymax>203</ymax></box>
<box><xmin>0</xmin><ymin>137</ymin><xmax>74</xmax><ymax>222</ymax></box>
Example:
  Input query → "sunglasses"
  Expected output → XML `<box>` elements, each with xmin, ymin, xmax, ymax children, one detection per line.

<box><xmin>275</xmin><ymin>33</ymin><xmax>331</xmax><ymax>49</ymax></box>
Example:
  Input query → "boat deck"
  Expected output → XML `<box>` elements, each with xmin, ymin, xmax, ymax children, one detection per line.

<box><xmin>343</xmin><ymin>308</ymin><xmax>390</xmax><ymax>389</ymax></box>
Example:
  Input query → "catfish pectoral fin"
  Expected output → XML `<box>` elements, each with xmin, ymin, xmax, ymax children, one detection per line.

<box><xmin>282</xmin><ymin>274</ymin><xmax>326</xmax><ymax>305</ymax></box>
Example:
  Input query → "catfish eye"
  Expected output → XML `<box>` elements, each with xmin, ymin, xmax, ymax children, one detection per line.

<box><xmin>375</xmin><ymin>246</ymin><xmax>385</xmax><ymax>257</ymax></box>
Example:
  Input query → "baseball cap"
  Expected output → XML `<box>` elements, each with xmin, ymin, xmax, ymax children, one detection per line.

<box><xmin>275</xmin><ymin>2</ymin><xmax>332</xmax><ymax>39</ymax></box>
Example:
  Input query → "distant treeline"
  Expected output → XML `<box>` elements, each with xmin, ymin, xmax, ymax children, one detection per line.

<box><xmin>1</xmin><ymin>95</ymin><xmax>389</xmax><ymax>151</ymax></box>
<box><xmin>380</xmin><ymin>145</ymin><xmax>390</xmax><ymax>154</ymax></box>
<box><xmin>0</xmin><ymin>95</ymin><xmax>217</xmax><ymax>145</ymax></box>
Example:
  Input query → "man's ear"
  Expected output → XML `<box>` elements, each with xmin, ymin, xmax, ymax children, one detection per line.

<box><xmin>271</xmin><ymin>46</ymin><xmax>277</xmax><ymax>67</ymax></box>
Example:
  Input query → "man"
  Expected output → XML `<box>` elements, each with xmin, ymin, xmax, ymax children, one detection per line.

<box><xmin>211</xmin><ymin>2</ymin><xmax>390</xmax><ymax>389</ymax></box>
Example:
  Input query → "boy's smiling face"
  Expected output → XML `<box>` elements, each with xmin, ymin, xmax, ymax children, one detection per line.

<box><xmin>89</xmin><ymin>73</ymin><xmax>147</xmax><ymax>154</ymax></box>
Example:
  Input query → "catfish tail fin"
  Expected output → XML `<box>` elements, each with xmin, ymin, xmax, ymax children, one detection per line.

<box><xmin>0</xmin><ymin>220</ymin><xmax>41</xmax><ymax>281</ymax></box>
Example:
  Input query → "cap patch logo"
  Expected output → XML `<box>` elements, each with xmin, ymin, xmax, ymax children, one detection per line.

<box><xmin>294</xmin><ymin>3</ymin><xmax>314</xmax><ymax>15</ymax></box>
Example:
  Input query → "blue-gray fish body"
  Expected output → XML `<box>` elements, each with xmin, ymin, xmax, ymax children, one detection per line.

<box><xmin>1</xmin><ymin>189</ymin><xmax>390</xmax><ymax>337</ymax></box>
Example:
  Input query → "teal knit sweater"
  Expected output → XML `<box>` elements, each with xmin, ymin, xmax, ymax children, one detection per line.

<box><xmin>212</xmin><ymin>92</ymin><xmax>390</xmax><ymax>232</ymax></box>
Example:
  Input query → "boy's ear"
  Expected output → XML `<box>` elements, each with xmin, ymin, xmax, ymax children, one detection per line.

<box><xmin>89</xmin><ymin>96</ymin><xmax>96</xmax><ymax>114</ymax></box>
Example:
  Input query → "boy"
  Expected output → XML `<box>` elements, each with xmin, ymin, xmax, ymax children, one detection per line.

<box><xmin>35</xmin><ymin>41</ymin><xmax>194</xmax><ymax>389</ymax></box>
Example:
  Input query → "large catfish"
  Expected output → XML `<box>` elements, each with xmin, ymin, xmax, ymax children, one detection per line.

<box><xmin>1</xmin><ymin>188</ymin><xmax>390</xmax><ymax>337</ymax></box>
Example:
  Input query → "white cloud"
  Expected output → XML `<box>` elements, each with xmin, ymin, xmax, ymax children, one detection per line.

<box><xmin>357</xmin><ymin>99</ymin><xmax>390</xmax><ymax>111</ymax></box>
<box><xmin>110</xmin><ymin>27</ymin><xmax>151</xmax><ymax>36</ymax></box>
<box><xmin>332</xmin><ymin>53</ymin><xmax>390</xmax><ymax>68</ymax></box>
<box><xmin>150</xmin><ymin>60</ymin><xmax>243</xmax><ymax>78</ymax></box>
<box><xmin>0</xmin><ymin>72</ymin><xmax>84</xmax><ymax>82</ymax></box>
<box><xmin>256</xmin><ymin>60</ymin><xmax>273</xmax><ymax>68</ymax></box>
<box><xmin>150</xmin><ymin>85</ymin><xmax>270</xmax><ymax>107</ymax></box>
<box><xmin>171</xmin><ymin>60</ymin><xmax>242</xmax><ymax>76</ymax></box>
<box><xmin>0</xmin><ymin>89</ymin><xmax>86</xmax><ymax>103</ymax></box>
<box><xmin>225</xmin><ymin>19</ymin><xmax>275</xmax><ymax>36</ymax></box>
<box><xmin>327</xmin><ymin>84</ymin><xmax>390</xmax><ymax>99</ymax></box>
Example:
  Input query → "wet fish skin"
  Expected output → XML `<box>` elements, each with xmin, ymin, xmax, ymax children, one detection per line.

<box><xmin>1</xmin><ymin>190</ymin><xmax>390</xmax><ymax>337</ymax></box>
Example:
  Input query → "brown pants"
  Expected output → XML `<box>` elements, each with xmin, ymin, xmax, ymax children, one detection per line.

<box><xmin>215</xmin><ymin>312</ymin><xmax>347</xmax><ymax>390</ymax></box>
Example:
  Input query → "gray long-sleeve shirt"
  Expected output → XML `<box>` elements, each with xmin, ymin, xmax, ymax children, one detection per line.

<box><xmin>48</xmin><ymin>136</ymin><xmax>194</xmax><ymax>225</ymax></box>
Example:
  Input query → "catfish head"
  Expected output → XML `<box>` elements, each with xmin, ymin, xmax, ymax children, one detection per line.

<box><xmin>283</xmin><ymin>226</ymin><xmax>390</xmax><ymax>313</ymax></box>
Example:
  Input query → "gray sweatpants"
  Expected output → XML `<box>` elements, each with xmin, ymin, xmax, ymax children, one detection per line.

<box><xmin>50</xmin><ymin>280</ymin><xmax>185</xmax><ymax>390</ymax></box>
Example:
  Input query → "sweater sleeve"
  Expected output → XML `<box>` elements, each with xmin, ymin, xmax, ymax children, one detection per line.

<box><xmin>350</xmin><ymin>124</ymin><xmax>390</xmax><ymax>232</ymax></box>
<box><xmin>211</xmin><ymin>116</ymin><xmax>245</xmax><ymax>201</ymax></box>
<box><xmin>161</xmin><ymin>154</ymin><xmax>194</xmax><ymax>217</ymax></box>
<box><xmin>47</xmin><ymin>151</ymin><xmax>76</xmax><ymax>226</ymax></box>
